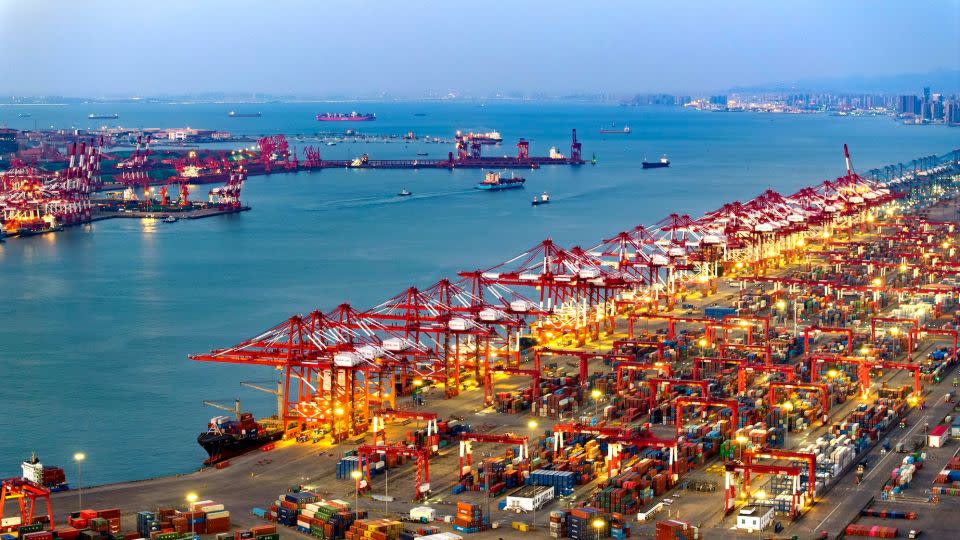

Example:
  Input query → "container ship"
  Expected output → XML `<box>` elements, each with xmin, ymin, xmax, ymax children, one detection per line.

<box><xmin>88</xmin><ymin>113</ymin><xmax>119</xmax><ymax>120</ymax></box>
<box><xmin>197</xmin><ymin>412</ymin><xmax>284</xmax><ymax>465</ymax></box>
<box><xmin>476</xmin><ymin>171</ymin><xmax>525</xmax><ymax>191</ymax></box>
<box><xmin>642</xmin><ymin>155</ymin><xmax>670</xmax><ymax>169</ymax></box>
<box><xmin>316</xmin><ymin>112</ymin><xmax>376</xmax><ymax>122</ymax></box>
<box><xmin>22</xmin><ymin>453</ymin><xmax>69</xmax><ymax>492</ymax></box>
<box><xmin>463</xmin><ymin>131</ymin><xmax>503</xmax><ymax>144</ymax></box>
<box><xmin>228</xmin><ymin>111</ymin><xmax>262</xmax><ymax>118</ymax></box>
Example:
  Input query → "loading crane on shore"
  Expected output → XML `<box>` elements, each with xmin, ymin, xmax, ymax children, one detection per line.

<box><xmin>0</xmin><ymin>478</ymin><xmax>54</xmax><ymax>532</ymax></box>
<box><xmin>355</xmin><ymin>444</ymin><xmax>430</xmax><ymax>500</ymax></box>
<box><xmin>626</xmin><ymin>313</ymin><xmax>716</xmax><ymax>340</ymax></box>
<box><xmin>458</xmin><ymin>433</ymin><xmax>530</xmax><ymax>478</ymax></box>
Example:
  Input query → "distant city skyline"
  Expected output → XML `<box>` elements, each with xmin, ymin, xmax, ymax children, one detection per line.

<box><xmin>1</xmin><ymin>0</ymin><xmax>958</xmax><ymax>97</ymax></box>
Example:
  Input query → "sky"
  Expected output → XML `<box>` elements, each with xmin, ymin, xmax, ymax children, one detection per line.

<box><xmin>1</xmin><ymin>0</ymin><xmax>958</xmax><ymax>97</ymax></box>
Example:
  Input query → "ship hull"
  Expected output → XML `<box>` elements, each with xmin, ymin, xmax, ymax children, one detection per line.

<box><xmin>476</xmin><ymin>181</ymin><xmax>525</xmax><ymax>191</ymax></box>
<box><xmin>642</xmin><ymin>162</ymin><xmax>669</xmax><ymax>169</ymax></box>
<box><xmin>197</xmin><ymin>430</ymin><xmax>283</xmax><ymax>465</ymax></box>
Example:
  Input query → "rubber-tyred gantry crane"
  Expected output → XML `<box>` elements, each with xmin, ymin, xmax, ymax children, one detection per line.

<box><xmin>810</xmin><ymin>354</ymin><xmax>922</xmax><ymax>398</ymax></box>
<box><xmin>645</xmin><ymin>378</ymin><xmax>710</xmax><ymax>410</ymax></box>
<box><xmin>486</xmin><ymin>365</ymin><xmax>540</xmax><ymax>409</ymax></box>
<box><xmin>0</xmin><ymin>478</ymin><xmax>54</xmax><ymax>531</ymax></box>
<box><xmin>692</xmin><ymin>357</ymin><xmax>795</xmax><ymax>394</ymax></box>
<box><xmin>803</xmin><ymin>325</ymin><xmax>855</xmax><ymax>356</ymax></box>
<box><xmin>614</xmin><ymin>361</ymin><xmax>672</xmax><ymax>391</ymax></box>
<box><xmin>611</xmin><ymin>338</ymin><xmax>667</xmax><ymax>361</ymax></box>
<box><xmin>355</xmin><ymin>444</ymin><xmax>430</xmax><ymax>500</ymax></box>
<box><xmin>552</xmin><ymin>422</ymin><xmax>680</xmax><ymax>477</ymax></box>
<box><xmin>723</xmin><ymin>461</ymin><xmax>805</xmax><ymax>518</ymax></box>
<box><xmin>674</xmin><ymin>396</ymin><xmax>741</xmax><ymax>431</ymax></box>
<box><xmin>370</xmin><ymin>408</ymin><xmax>439</xmax><ymax>450</ymax></box>
<box><xmin>870</xmin><ymin>317</ymin><xmax>919</xmax><ymax>353</ymax></box>
<box><xmin>534</xmin><ymin>347</ymin><xmax>634</xmax><ymax>389</ymax></box>
<box><xmin>459</xmin><ymin>432</ymin><xmax>529</xmax><ymax>478</ymax></box>
<box><xmin>769</xmin><ymin>382</ymin><xmax>829</xmax><ymax>421</ymax></box>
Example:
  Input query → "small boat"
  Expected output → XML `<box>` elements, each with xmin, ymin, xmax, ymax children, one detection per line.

<box><xmin>17</xmin><ymin>113</ymin><xmax>31</xmax><ymax>118</ymax></box>
<box><xmin>642</xmin><ymin>155</ymin><xmax>670</xmax><ymax>169</ymax></box>
<box><xmin>398</xmin><ymin>188</ymin><xmax>412</xmax><ymax>197</ymax></box>
<box><xmin>326</xmin><ymin>142</ymin><xmax>337</xmax><ymax>146</ymax></box>
<box><xmin>416</xmin><ymin>152</ymin><xmax>429</xmax><ymax>156</ymax></box>
<box><xmin>163</xmin><ymin>216</ymin><xmax>178</xmax><ymax>223</ymax></box>
<box><xmin>531</xmin><ymin>192</ymin><xmax>550</xmax><ymax>206</ymax></box>
<box><xmin>228</xmin><ymin>111</ymin><xmax>262</xmax><ymax>118</ymax></box>
<box><xmin>88</xmin><ymin>113</ymin><xmax>119</xmax><ymax>119</ymax></box>
<box><xmin>413</xmin><ymin>113</ymin><xmax>427</xmax><ymax>117</ymax></box>
<box><xmin>600</xmin><ymin>125</ymin><xmax>630</xmax><ymax>134</ymax></box>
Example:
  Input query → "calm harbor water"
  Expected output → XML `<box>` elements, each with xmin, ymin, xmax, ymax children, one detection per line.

<box><xmin>1</xmin><ymin>102</ymin><xmax>956</xmax><ymax>485</ymax></box>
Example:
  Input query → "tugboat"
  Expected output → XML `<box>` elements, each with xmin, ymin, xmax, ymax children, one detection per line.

<box><xmin>531</xmin><ymin>192</ymin><xmax>550</xmax><ymax>206</ymax></box>
<box><xmin>163</xmin><ymin>215</ymin><xmax>178</xmax><ymax>223</ymax></box>
<box><xmin>398</xmin><ymin>188</ymin><xmax>412</xmax><ymax>197</ymax></box>
<box><xmin>476</xmin><ymin>171</ymin><xmax>525</xmax><ymax>191</ymax></box>
<box><xmin>642</xmin><ymin>155</ymin><xmax>670</xmax><ymax>169</ymax></box>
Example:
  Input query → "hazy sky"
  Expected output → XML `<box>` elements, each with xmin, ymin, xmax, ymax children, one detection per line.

<box><xmin>2</xmin><ymin>0</ymin><xmax>958</xmax><ymax>96</ymax></box>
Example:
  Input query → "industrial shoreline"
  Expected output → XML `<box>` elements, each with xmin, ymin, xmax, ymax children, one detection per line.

<box><xmin>4</xmin><ymin>147</ymin><xmax>955</xmax><ymax>540</ymax></box>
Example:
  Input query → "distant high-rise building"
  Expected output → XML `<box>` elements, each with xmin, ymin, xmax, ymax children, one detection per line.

<box><xmin>923</xmin><ymin>87</ymin><xmax>931</xmax><ymax>103</ymax></box>
<box><xmin>709</xmin><ymin>95</ymin><xmax>728</xmax><ymax>106</ymax></box>
<box><xmin>897</xmin><ymin>95</ymin><xmax>921</xmax><ymax>116</ymax></box>
<box><xmin>945</xmin><ymin>100</ymin><xmax>960</xmax><ymax>125</ymax></box>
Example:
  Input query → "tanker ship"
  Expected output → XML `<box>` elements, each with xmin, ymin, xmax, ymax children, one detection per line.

<box><xmin>197</xmin><ymin>412</ymin><xmax>283</xmax><ymax>465</ymax></box>
<box><xmin>316</xmin><ymin>112</ymin><xmax>376</xmax><ymax>122</ymax></box>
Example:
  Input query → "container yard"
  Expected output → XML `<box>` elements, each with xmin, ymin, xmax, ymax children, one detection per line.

<box><xmin>4</xmin><ymin>146</ymin><xmax>960</xmax><ymax>540</ymax></box>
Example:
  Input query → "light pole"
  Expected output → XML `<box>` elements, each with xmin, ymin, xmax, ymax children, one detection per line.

<box><xmin>592</xmin><ymin>518</ymin><xmax>605</xmax><ymax>540</ymax></box>
<box><xmin>186</xmin><ymin>493</ymin><xmax>198</xmax><ymax>535</ymax></box>
<box><xmin>781</xmin><ymin>402</ymin><xmax>794</xmax><ymax>449</ymax></box>
<box><xmin>350</xmin><ymin>470</ymin><xmax>362</xmax><ymax>519</ymax></box>
<box><xmin>890</xmin><ymin>327</ymin><xmax>900</xmax><ymax>359</ymax></box>
<box><xmin>735</xmin><ymin>436</ymin><xmax>748</xmax><ymax>460</ymax></box>
<box><xmin>73</xmin><ymin>453</ymin><xmax>85</xmax><ymax>511</ymax></box>
<box><xmin>527</xmin><ymin>420</ymin><xmax>539</xmax><ymax>527</ymax></box>
<box><xmin>591</xmin><ymin>389</ymin><xmax>602</xmax><ymax>417</ymax></box>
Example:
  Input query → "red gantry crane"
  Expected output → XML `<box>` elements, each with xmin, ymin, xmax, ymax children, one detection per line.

<box><xmin>458</xmin><ymin>432</ymin><xmax>530</xmax><ymax>478</ymax></box>
<box><xmin>355</xmin><ymin>444</ymin><xmax>430</xmax><ymax>500</ymax></box>
<box><xmin>0</xmin><ymin>478</ymin><xmax>54</xmax><ymax>532</ymax></box>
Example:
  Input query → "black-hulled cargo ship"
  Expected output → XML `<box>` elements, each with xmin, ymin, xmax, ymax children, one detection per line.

<box><xmin>642</xmin><ymin>155</ymin><xmax>670</xmax><ymax>169</ymax></box>
<box><xmin>197</xmin><ymin>412</ymin><xmax>283</xmax><ymax>465</ymax></box>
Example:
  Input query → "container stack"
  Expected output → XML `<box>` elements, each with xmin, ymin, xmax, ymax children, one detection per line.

<box><xmin>298</xmin><ymin>499</ymin><xmax>355</xmax><ymax>539</ymax></box>
<box><xmin>609</xmin><ymin>513</ymin><xmax>630</xmax><ymax>539</ymax></box>
<box><xmin>527</xmin><ymin>469</ymin><xmax>576</xmax><ymax>495</ymax></box>
<box><xmin>567</xmin><ymin>507</ymin><xmax>605</xmax><ymax>540</ymax></box>
<box><xmin>345</xmin><ymin>519</ymin><xmax>402</xmax><ymax>540</ymax></box>
<box><xmin>548</xmin><ymin>510</ymin><xmax>567</xmax><ymax>538</ymax></box>
<box><xmin>844</xmin><ymin>524</ymin><xmax>897</xmax><ymax>538</ymax></box>
<box><xmin>654</xmin><ymin>519</ymin><xmax>698</xmax><ymax>540</ymax></box>
<box><xmin>452</xmin><ymin>502</ymin><xmax>486</xmax><ymax>533</ymax></box>
<box><xmin>187</xmin><ymin>500</ymin><xmax>231</xmax><ymax>534</ymax></box>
